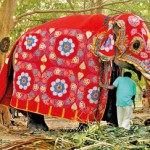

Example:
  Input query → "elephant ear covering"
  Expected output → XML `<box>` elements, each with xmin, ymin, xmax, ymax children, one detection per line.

<box><xmin>93</xmin><ymin>26</ymin><xmax>115</xmax><ymax>62</ymax></box>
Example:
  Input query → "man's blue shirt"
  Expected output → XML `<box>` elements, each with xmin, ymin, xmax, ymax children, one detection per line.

<box><xmin>113</xmin><ymin>76</ymin><xmax>136</xmax><ymax>106</ymax></box>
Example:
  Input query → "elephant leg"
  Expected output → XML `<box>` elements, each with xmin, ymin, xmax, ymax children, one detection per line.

<box><xmin>27</xmin><ymin>112</ymin><xmax>49</xmax><ymax>131</ymax></box>
<box><xmin>0</xmin><ymin>105</ymin><xmax>11</xmax><ymax>127</ymax></box>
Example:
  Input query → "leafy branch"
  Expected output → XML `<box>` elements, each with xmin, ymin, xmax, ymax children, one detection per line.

<box><xmin>15</xmin><ymin>0</ymin><xmax>131</xmax><ymax>23</ymax></box>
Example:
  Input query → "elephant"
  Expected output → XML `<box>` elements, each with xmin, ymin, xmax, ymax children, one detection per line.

<box><xmin>0</xmin><ymin>13</ymin><xmax>150</xmax><ymax>131</ymax></box>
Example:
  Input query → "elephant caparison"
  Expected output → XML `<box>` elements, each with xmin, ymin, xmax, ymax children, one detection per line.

<box><xmin>0</xmin><ymin>13</ymin><xmax>150</xmax><ymax>131</ymax></box>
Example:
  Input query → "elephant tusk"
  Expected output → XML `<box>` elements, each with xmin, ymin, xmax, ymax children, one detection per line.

<box><xmin>147</xmin><ymin>80</ymin><xmax>150</xmax><ymax>85</ymax></box>
<box><xmin>141</xmin><ymin>72</ymin><xmax>150</xmax><ymax>80</ymax></box>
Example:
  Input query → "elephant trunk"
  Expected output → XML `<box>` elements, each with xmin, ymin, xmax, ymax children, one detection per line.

<box><xmin>145</xmin><ymin>79</ymin><xmax>150</xmax><ymax>108</ymax></box>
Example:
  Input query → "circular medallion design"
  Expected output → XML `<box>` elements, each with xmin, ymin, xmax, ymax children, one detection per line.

<box><xmin>50</xmin><ymin>78</ymin><xmax>68</xmax><ymax>97</ymax></box>
<box><xmin>58</xmin><ymin>38</ymin><xmax>75</xmax><ymax>56</ymax></box>
<box><xmin>49</xmin><ymin>29</ymin><xmax>85</xmax><ymax>68</ymax></box>
<box><xmin>24</xmin><ymin>35</ymin><xmax>38</xmax><ymax>50</ymax></box>
<box><xmin>87</xmin><ymin>86</ymin><xmax>100</xmax><ymax>104</ymax></box>
<box><xmin>16</xmin><ymin>72</ymin><xmax>31</xmax><ymax>90</ymax></box>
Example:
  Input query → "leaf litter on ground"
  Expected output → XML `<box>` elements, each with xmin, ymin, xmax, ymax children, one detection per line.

<box><xmin>0</xmin><ymin>111</ymin><xmax>150</xmax><ymax>150</ymax></box>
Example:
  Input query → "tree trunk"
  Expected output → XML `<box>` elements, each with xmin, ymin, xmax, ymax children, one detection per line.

<box><xmin>95</xmin><ymin>0</ymin><xmax>103</xmax><ymax>14</ymax></box>
<box><xmin>0</xmin><ymin>0</ymin><xmax>16</xmax><ymax>69</ymax></box>
<box><xmin>0</xmin><ymin>0</ymin><xmax>16</xmax><ymax>39</ymax></box>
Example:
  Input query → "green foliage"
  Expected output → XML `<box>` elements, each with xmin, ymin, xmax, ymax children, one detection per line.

<box><xmin>43</xmin><ymin>123</ymin><xmax>150</xmax><ymax>149</ymax></box>
<box><xmin>8</xmin><ymin>0</ymin><xmax>150</xmax><ymax>45</ymax></box>
<box><xmin>11</xmin><ymin>0</ymin><xmax>71</xmax><ymax>43</ymax></box>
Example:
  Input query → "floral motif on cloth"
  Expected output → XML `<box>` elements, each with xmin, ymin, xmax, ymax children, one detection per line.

<box><xmin>16</xmin><ymin>72</ymin><xmax>31</xmax><ymax>90</ymax></box>
<box><xmin>9</xmin><ymin>22</ymin><xmax>111</xmax><ymax>122</ymax></box>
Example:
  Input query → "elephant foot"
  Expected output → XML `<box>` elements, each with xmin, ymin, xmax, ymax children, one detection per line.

<box><xmin>27</xmin><ymin>112</ymin><xmax>49</xmax><ymax>132</ymax></box>
<box><xmin>28</xmin><ymin>121</ymin><xmax>49</xmax><ymax>132</ymax></box>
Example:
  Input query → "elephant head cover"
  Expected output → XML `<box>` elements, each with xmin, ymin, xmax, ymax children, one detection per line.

<box><xmin>0</xmin><ymin>14</ymin><xmax>149</xmax><ymax>123</ymax></box>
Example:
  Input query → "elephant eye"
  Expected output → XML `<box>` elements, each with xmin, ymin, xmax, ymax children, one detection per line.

<box><xmin>133</xmin><ymin>40</ymin><xmax>140</xmax><ymax>50</ymax></box>
<box><xmin>130</xmin><ymin>37</ymin><xmax>144</xmax><ymax>54</ymax></box>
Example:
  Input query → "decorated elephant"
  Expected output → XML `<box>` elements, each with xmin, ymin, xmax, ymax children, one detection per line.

<box><xmin>0</xmin><ymin>13</ymin><xmax>150</xmax><ymax>131</ymax></box>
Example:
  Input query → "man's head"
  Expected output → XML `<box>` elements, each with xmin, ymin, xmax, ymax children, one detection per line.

<box><xmin>123</xmin><ymin>72</ymin><xmax>132</xmax><ymax>78</ymax></box>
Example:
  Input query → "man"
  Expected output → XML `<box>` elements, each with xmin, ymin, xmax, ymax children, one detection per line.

<box><xmin>100</xmin><ymin>72</ymin><xmax>136</xmax><ymax>130</ymax></box>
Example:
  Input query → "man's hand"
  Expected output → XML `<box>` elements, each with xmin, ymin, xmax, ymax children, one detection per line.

<box><xmin>99</xmin><ymin>82</ymin><xmax>115</xmax><ymax>90</ymax></box>
<box><xmin>99</xmin><ymin>82</ymin><xmax>103</xmax><ymax>87</ymax></box>
<box><xmin>99</xmin><ymin>82</ymin><xmax>107</xmax><ymax>88</ymax></box>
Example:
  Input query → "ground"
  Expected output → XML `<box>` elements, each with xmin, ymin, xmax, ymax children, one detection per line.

<box><xmin>0</xmin><ymin>107</ymin><xmax>149</xmax><ymax>150</ymax></box>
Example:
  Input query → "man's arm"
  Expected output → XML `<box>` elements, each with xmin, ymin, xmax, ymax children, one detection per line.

<box><xmin>99</xmin><ymin>82</ymin><xmax>115</xmax><ymax>90</ymax></box>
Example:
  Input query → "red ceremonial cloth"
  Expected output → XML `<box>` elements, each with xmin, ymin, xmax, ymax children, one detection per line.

<box><xmin>0</xmin><ymin>14</ymin><xmax>112</xmax><ymax>122</ymax></box>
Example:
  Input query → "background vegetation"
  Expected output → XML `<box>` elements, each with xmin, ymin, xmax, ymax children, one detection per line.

<box><xmin>0</xmin><ymin>0</ymin><xmax>150</xmax><ymax>44</ymax></box>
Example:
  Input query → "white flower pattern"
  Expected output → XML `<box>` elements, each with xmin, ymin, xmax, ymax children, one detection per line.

<box><xmin>16</xmin><ymin>72</ymin><xmax>31</xmax><ymax>90</ymax></box>
<box><xmin>87</xmin><ymin>86</ymin><xmax>100</xmax><ymax>104</ymax></box>
<box><xmin>24</xmin><ymin>35</ymin><xmax>38</xmax><ymax>50</ymax></box>
<box><xmin>50</xmin><ymin>79</ymin><xmax>68</xmax><ymax>97</ymax></box>
<box><xmin>58</xmin><ymin>38</ymin><xmax>75</xmax><ymax>56</ymax></box>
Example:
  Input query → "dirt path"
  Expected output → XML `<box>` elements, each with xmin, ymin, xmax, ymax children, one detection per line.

<box><xmin>0</xmin><ymin>116</ymin><xmax>79</xmax><ymax>143</ymax></box>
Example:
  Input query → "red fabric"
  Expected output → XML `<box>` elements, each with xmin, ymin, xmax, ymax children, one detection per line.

<box><xmin>113</xmin><ymin>14</ymin><xmax>150</xmax><ymax>75</ymax></box>
<box><xmin>28</xmin><ymin>14</ymin><xmax>107</xmax><ymax>32</ymax></box>
<box><xmin>0</xmin><ymin>38</ymin><xmax>20</xmax><ymax>105</ymax></box>
<box><xmin>0</xmin><ymin>79</ymin><xmax>13</xmax><ymax>106</ymax></box>
<box><xmin>0</xmin><ymin>14</ymin><xmax>111</xmax><ymax>123</ymax></box>
<box><xmin>0</xmin><ymin>49</ymin><xmax>13</xmax><ymax>105</ymax></box>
